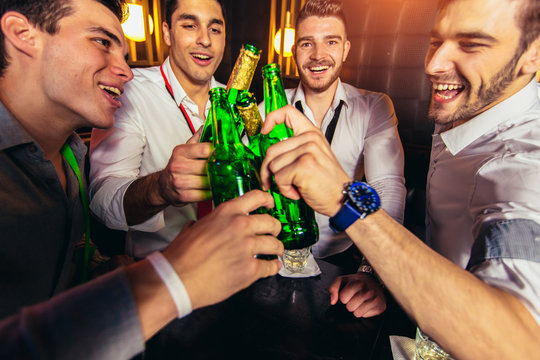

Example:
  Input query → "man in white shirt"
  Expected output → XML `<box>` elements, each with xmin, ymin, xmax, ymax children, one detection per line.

<box><xmin>260</xmin><ymin>0</ymin><xmax>540</xmax><ymax>357</ymax></box>
<box><xmin>262</xmin><ymin>0</ymin><xmax>406</xmax><ymax>318</ymax></box>
<box><xmin>283</xmin><ymin>0</ymin><xmax>406</xmax><ymax>259</ymax></box>
<box><xmin>89</xmin><ymin>0</ymin><xmax>226</xmax><ymax>258</ymax></box>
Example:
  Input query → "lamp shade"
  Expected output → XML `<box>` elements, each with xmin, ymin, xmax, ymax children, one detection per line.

<box><xmin>273</xmin><ymin>28</ymin><xmax>295</xmax><ymax>57</ymax></box>
<box><xmin>122</xmin><ymin>4</ymin><xmax>146</xmax><ymax>42</ymax></box>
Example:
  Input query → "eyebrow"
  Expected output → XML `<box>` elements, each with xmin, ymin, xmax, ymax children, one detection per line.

<box><xmin>296</xmin><ymin>34</ymin><xmax>343</xmax><ymax>43</ymax></box>
<box><xmin>88</xmin><ymin>26</ymin><xmax>123</xmax><ymax>47</ymax></box>
<box><xmin>178</xmin><ymin>13</ymin><xmax>224</xmax><ymax>26</ymax></box>
<box><xmin>430</xmin><ymin>29</ymin><xmax>498</xmax><ymax>43</ymax></box>
<box><xmin>88</xmin><ymin>26</ymin><xmax>128</xmax><ymax>59</ymax></box>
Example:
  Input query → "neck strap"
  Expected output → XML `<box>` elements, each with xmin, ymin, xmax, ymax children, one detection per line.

<box><xmin>61</xmin><ymin>143</ymin><xmax>91</xmax><ymax>283</ymax></box>
<box><xmin>160</xmin><ymin>63</ymin><xmax>196</xmax><ymax>134</ymax></box>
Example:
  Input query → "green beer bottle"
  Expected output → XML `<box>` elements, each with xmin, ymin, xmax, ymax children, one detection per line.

<box><xmin>260</xmin><ymin>63</ymin><xmax>319</xmax><ymax>272</ymax></box>
<box><xmin>200</xmin><ymin>44</ymin><xmax>261</xmax><ymax>143</ymax></box>
<box><xmin>227</xmin><ymin>44</ymin><xmax>261</xmax><ymax>105</ymax></box>
<box><xmin>206</xmin><ymin>87</ymin><xmax>262</xmax><ymax>208</ymax></box>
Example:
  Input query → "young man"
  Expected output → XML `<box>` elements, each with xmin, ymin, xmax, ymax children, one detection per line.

<box><xmin>260</xmin><ymin>0</ymin><xmax>540</xmax><ymax>357</ymax></box>
<box><xmin>89</xmin><ymin>0</ymin><xmax>226</xmax><ymax>258</ymax></box>
<box><xmin>0</xmin><ymin>0</ymin><xmax>282</xmax><ymax>357</ymax></box>
<box><xmin>263</xmin><ymin>0</ymin><xmax>405</xmax><ymax>318</ymax></box>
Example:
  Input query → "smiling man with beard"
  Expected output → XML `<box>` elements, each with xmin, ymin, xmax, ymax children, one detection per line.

<box><xmin>89</xmin><ymin>0</ymin><xmax>226</xmax><ymax>259</ymax></box>
<box><xmin>260</xmin><ymin>0</ymin><xmax>406</xmax><ymax>318</ymax></box>
<box><xmin>259</xmin><ymin>0</ymin><xmax>540</xmax><ymax>357</ymax></box>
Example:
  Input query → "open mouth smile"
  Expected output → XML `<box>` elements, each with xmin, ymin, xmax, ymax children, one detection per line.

<box><xmin>99</xmin><ymin>85</ymin><xmax>121</xmax><ymax>99</ymax></box>
<box><xmin>433</xmin><ymin>82</ymin><xmax>465</xmax><ymax>101</ymax></box>
<box><xmin>308</xmin><ymin>65</ymin><xmax>330</xmax><ymax>73</ymax></box>
<box><xmin>192</xmin><ymin>53</ymin><xmax>213</xmax><ymax>64</ymax></box>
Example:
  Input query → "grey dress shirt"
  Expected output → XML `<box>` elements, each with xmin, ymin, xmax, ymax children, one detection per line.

<box><xmin>426</xmin><ymin>79</ymin><xmax>540</xmax><ymax>322</ymax></box>
<box><xmin>0</xmin><ymin>102</ymin><xmax>144</xmax><ymax>358</ymax></box>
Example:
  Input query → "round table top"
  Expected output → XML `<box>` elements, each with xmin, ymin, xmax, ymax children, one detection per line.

<box><xmin>143</xmin><ymin>259</ymin><xmax>387</xmax><ymax>360</ymax></box>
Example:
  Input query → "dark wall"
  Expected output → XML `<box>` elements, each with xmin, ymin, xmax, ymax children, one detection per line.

<box><xmin>215</xmin><ymin>0</ymin><xmax>272</xmax><ymax>102</ymax></box>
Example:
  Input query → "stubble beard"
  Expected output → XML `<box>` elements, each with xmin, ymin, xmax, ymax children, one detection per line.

<box><xmin>300</xmin><ymin>60</ymin><xmax>342</xmax><ymax>94</ymax></box>
<box><xmin>428</xmin><ymin>51</ymin><xmax>521</xmax><ymax>125</ymax></box>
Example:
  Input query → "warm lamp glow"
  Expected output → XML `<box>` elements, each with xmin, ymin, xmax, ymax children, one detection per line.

<box><xmin>273</xmin><ymin>28</ymin><xmax>295</xmax><ymax>57</ymax></box>
<box><xmin>122</xmin><ymin>4</ymin><xmax>154</xmax><ymax>42</ymax></box>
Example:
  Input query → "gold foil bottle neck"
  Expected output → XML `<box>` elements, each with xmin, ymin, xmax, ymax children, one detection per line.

<box><xmin>238</xmin><ymin>102</ymin><xmax>263</xmax><ymax>138</ymax></box>
<box><xmin>226</xmin><ymin>45</ymin><xmax>261</xmax><ymax>92</ymax></box>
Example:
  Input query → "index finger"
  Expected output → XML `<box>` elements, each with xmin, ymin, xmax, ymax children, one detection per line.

<box><xmin>261</xmin><ymin>105</ymin><xmax>318</xmax><ymax>136</ymax></box>
<box><xmin>329</xmin><ymin>277</ymin><xmax>344</xmax><ymax>305</ymax></box>
<box><xmin>188</xmin><ymin>126</ymin><xmax>203</xmax><ymax>144</ymax></box>
<box><xmin>219</xmin><ymin>190</ymin><xmax>275</xmax><ymax>215</ymax></box>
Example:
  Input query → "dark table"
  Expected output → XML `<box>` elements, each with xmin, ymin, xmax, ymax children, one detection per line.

<box><xmin>141</xmin><ymin>259</ymin><xmax>415</xmax><ymax>360</ymax></box>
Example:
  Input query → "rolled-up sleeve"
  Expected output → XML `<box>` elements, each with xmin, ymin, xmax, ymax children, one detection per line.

<box><xmin>89</xmin><ymin>101</ymin><xmax>165</xmax><ymax>232</ymax></box>
<box><xmin>363</xmin><ymin>94</ymin><xmax>406</xmax><ymax>224</ymax></box>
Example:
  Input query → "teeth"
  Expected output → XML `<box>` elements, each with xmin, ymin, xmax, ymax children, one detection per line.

<box><xmin>193</xmin><ymin>54</ymin><xmax>210</xmax><ymax>60</ymax></box>
<box><xmin>99</xmin><ymin>85</ymin><xmax>121</xmax><ymax>98</ymax></box>
<box><xmin>433</xmin><ymin>83</ymin><xmax>463</xmax><ymax>91</ymax></box>
<box><xmin>310</xmin><ymin>66</ymin><xmax>329</xmax><ymax>72</ymax></box>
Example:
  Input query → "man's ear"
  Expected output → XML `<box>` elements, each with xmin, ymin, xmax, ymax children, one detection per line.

<box><xmin>342</xmin><ymin>39</ymin><xmax>351</xmax><ymax>63</ymax></box>
<box><xmin>162</xmin><ymin>21</ymin><xmax>171</xmax><ymax>47</ymax></box>
<box><xmin>1</xmin><ymin>11</ymin><xmax>38</xmax><ymax>57</ymax></box>
<box><xmin>519</xmin><ymin>37</ymin><xmax>540</xmax><ymax>76</ymax></box>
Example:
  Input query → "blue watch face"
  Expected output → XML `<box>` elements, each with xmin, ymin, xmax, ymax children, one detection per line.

<box><xmin>348</xmin><ymin>182</ymin><xmax>380</xmax><ymax>213</ymax></box>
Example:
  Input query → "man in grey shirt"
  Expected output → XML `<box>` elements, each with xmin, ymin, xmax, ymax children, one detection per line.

<box><xmin>0</xmin><ymin>0</ymin><xmax>282</xmax><ymax>358</ymax></box>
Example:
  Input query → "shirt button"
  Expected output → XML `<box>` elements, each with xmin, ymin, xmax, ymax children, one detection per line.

<box><xmin>29</xmin><ymin>145</ymin><xmax>38</xmax><ymax>153</ymax></box>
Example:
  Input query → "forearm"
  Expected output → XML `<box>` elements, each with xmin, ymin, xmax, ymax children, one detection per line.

<box><xmin>0</xmin><ymin>270</ymin><xmax>144</xmax><ymax>359</ymax></box>
<box><xmin>347</xmin><ymin>210</ymin><xmax>540</xmax><ymax>359</ymax></box>
<box><xmin>123</xmin><ymin>172</ymin><xmax>169</xmax><ymax>226</ymax></box>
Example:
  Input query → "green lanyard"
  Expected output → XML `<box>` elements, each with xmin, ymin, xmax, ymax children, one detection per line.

<box><xmin>61</xmin><ymin>143</ymin><xmax>91</xmax><ymax>283</ymax></box>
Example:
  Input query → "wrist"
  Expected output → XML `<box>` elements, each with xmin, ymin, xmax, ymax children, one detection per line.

<box><xmin>329</xmin><ymin>181</ymin><xmax>381</xmax><ymax>232</ymax></box>
<box><xmin>357</xmin><ymin>256</ymin><xmax>384</xmax><ymax>287</ymax></box>
<box><xmin>147</xmin><ymin>251</ymin><xmax>192</xmax><ymax>319</ymax></box>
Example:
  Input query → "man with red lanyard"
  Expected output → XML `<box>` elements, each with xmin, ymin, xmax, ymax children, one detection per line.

<box><xmin>89</xmin><ymin>0</ymin><xmax>226</xmax><ymax>259</ymax></box>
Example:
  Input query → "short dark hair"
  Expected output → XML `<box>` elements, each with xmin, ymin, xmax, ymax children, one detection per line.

<box><xmin>163</xmin><ymin>0</ymin><xmax>226</xmax><ymax>29</ymax></box>
<box><xmin>515</xmin><ymin>0</ymin><xmax>540</xmax><ymax>53</ymax></box>
<box><xmin>296</xmin><ymin>0</ymin><xmax>347</xmax><ymax>32</ymax></box>
<box><xmin>0</xmin><ymin>0</ymin><xmax>126</xmax><ymax>76</ymax></box>
<box><xmin>439</xmin><ymin>0</ymin><xmax>540</xmax><ymax>55</ymax></box>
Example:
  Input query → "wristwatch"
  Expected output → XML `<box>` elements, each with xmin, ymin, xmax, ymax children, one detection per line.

<box><xmin>329</xmin><ymin>181</ymin><xmax>381</xmax><ymax>232</ymax></box>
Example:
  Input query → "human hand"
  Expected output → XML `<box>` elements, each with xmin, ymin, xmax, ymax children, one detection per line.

<box><xmin>157</xmin><ymin>129</ymin><xmax>213</xmax><ymax>206</ymax></box>
<box><xmin>163</xmin><ymin>190</ymin><xmax>284</xmax><ymax>310</ymax></box>
<box><xmin>260</xmin><ymin>105</ymin><xmax>351</xmax><ymax>217</ymax></box>
<box><xmin>329</xmin><ymin>273</ymin><xmax>386</xmax><ymax>318</ymax></box>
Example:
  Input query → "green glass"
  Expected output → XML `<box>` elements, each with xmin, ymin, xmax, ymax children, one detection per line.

<box><xmin>206</xmin><ymin>87</ymin><xmax>262</xmax><ymax>208</ymax></box>
<box><xmin>201</xmin><ymin>44</ymin><xmax>260</xmax><ymax>144</ymax></box>
<box><xmin>227</xmin><ymin>44</ymin><xmax>261</xmax><ymax>105</ymax></box>
<box><xmin>200</xmin><ymin>94</ymin><xmax>245</xmax><ymax>143</ymax></box>
<box><xmin>199</xmin><ymin>108</ymin><xmax>213</xmax><ymax>143</ymax></box>
<box><xmin>259</xmin><ymin>63</ymin><xmax>319</xmax><ymax>250</ymax></box>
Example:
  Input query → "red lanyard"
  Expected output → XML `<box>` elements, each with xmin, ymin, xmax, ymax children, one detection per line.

<box><xmin>160</xmin><ymin>63</ymin><xmax>196</xmax><ymax>134</ymax></box>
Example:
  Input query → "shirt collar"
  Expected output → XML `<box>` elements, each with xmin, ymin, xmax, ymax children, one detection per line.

<box><xmin>162</xmin><ymin>57</ymin><xmax>219</xmax><ymax>106</ymax></box>
<box><xmin>440</xmin><ymin>79</ymin><xmax>540</xmax><ymax>155</ymax></box>
<box><xmin>292</xmin><ymin>78</ymin><xmax>349</xmax><ymax>111</ymax></box>
<box><xmin>0</xmin><ymin>101</ymin><xmax>33</xmax><ymax>151</ymax></box>
<box><xmin>0</xmin><ymin>100</ymin><xmax>86</xmax><ymax>160</ymax></box>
